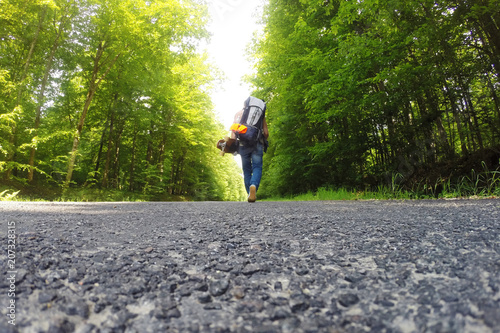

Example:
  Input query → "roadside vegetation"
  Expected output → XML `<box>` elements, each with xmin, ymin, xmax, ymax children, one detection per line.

<box><xmin>2</xmin><ymin>159</ymin><xmax>499</xmax><ymax>202</ymax></box>
<box><xmin>0</xmin><ymin>181</ymin><xmax>246</xmax><ymax>202</ymax></box>
<box><xmin>265</xmin><ymin>170</ymin><xmax>500</xmax><ymax>201</ymax></box>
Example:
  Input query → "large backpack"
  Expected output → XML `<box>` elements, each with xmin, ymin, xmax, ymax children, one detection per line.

<box><xmin>231</xmin><ymin>96</ymin><xmax>266</xmax><ymax>147</ymax></box>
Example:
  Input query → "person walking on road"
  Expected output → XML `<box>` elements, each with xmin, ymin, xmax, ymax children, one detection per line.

<box><xmin>230</xmin><ymin>96</ymin><xmax>269</xmax><ymax>202</ymax></box>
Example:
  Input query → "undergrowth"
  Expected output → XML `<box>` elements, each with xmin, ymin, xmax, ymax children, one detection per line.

<box><xmin>2</xmin><ymin>161</ymin><xmax>499</xmax><ymax>202</ymax></box>
<box><xmin>264</xmin><ymin>165</ymin><xmax>500</xmax><ymax>202</ymax></box>
<box><xmin>0</xmin><ymin>181</ymin><xmax>187</xmax><ymax>202</ymax></box>
<box><xmin>0</xmin><ymin>190</ymin><xmax>20</xmax><ymax>201</ymax></box>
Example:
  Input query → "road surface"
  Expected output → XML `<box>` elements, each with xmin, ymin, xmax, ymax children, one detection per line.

<box><xmin>1</xmin><ymin>199</ymin><xmax>499</xmax><ymax>332</ymax></box>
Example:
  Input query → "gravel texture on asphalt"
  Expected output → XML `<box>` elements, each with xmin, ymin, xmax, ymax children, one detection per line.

<box><xmin>0</xmin><ymin>199</ymin><xmax>499</xmax><ymax>333</ymax></box>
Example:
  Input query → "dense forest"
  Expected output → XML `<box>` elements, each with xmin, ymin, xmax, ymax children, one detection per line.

<box><xmin>0</xmin><ymin>0</ymin><xmax>246</xmax><ymax>201</ymax></box>
<box><xmin>2</xmin><ymin>0</ymin><xmax>500</xmax><ymax>201</ymax></box>
<box><xmin>250</xmin><ymin>0</ymin><xmax>500</xmax><ymax>197</ymax></box>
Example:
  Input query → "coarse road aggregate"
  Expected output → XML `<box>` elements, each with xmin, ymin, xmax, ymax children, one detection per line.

<box><xmin>0</xmin><ymin>199</ymin><xmax>499</xmax><ymax>332</ymax></box>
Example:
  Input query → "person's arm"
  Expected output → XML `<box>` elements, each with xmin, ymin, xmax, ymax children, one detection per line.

<box><xmin>262</xmin><ymin>117</ymin><xmax>269</xmax><ymax>139</ymax></box>
<box><xmin>230</xmin><ymin>110</ymin><xmax>243</xmax><ymax>139</ymax></box>
<box><xmin>233</xmin><ymin>110</ymin><xmax>243</xmax><ymax>123</ymax></box>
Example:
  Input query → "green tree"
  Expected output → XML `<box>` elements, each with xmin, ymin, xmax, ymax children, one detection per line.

<box><xmin>1</xmin><ymin>0</ymin><xmax>245</xmax><ymax>201</ymax></box>
<box><xmin>0</xmin><ymin>0</ymin><xmax>51</xmax><ymax>179</ymax></box>
<box><xmin>250</xmin><ymin>0</ymin><xmax>500</xmax><ymax>197</ymax></box>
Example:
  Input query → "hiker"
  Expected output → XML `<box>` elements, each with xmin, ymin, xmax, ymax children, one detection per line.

<box><xmin>230</xmin><ymin>96</ymin><xmax>269</xmax><ymax>202</ymax></box>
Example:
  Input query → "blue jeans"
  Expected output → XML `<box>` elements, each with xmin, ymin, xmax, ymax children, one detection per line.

<box><xmin>239</xmin><ymin>143</ymin><xmax>263</xmax><ymax>194</ymax></box>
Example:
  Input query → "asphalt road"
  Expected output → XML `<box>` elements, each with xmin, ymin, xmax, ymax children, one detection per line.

<box><xmin>0</xmin><ymin>199</ymin><xmax>499</xmax><ymax>333</ymax></box>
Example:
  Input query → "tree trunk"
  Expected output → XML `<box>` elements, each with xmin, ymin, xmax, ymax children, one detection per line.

<box><xmin>92</xmin><ymin>120</ymin><xmax>108</xmax><ymax>184</ymax></box>
<box><xmin>129</xmin><ymin>125</ymin><xmax>138</xmax><ymax>192</ymax></box>
<box><xmin>486</xmin><ymin>76</ymin><xmax>500</xmax><ymax>136</ymax></box>
<box><xmin>146</xmin><ymin>124</ymin><xmax>154</xmax><ymax>164</ymax></box>
<box><xmin>64</xmin><ymin>43</ymin><xmax>122</xmax><ymax>188</ymax></box>
<box><xmin>477</xmin><ymin>11</ymin><xmax>500</xmax><ymax>77</ymax></box>
<box><xmin>427</xmin><ymin>90</ymin><xmax>452</xmax><ymax>159</ymax></box>
<box><xmin>28</xmin><ymin>12</ymin><xmax>66</xmax><ymax>182</ymax></box>
<box><xmin>4</xmin><ymin>8</ymin><xmax>45</xmax><ymax>180</ymax></box>
<box><xmin>466</xmin><ymin>91</ymin><xmax>484</xmax><ymax>150</ymax></box>
<box><xmin>175</xmin><ymin>151</ymin><xmax>186</xmax><ymax>195</ymax></box>
<box><xmin>444</xmin><ymin>80</ymin><xmax>468</xmax><ymax>155</ymax></box>
<box><xmin>415</xmin><ymin>96</ymin><xmax>435</xmax><ymax>164</ymax></box>
<box><xmin>458</xmin><ymin>95</ymin><xmax>476</xmax><ymax>152</ymax></box>
<box><xmin>102</xmin><ymin>94</ymin><xmax>118</xmax><ymax>188</ymax></box>
<box><xmin>169</xmin><ymin>150</ymin><xmax>175</xmax><ymax>194</ymax></box>
<box><xmin>65</xmin><ymin>84</ymin><xmax>97</xmax><ymax>187</ymax></box>
<box><xmin>435</xmin><ymin>116</ymin><xmax>451</xmax><ymax>159</ymax></box>
<box><xmin>158</xmin><ymin>133</ymin><xmax>166</xmax><ymax>183</ymax></box>
<box><xmin>110</xmin><ymin>124</ymin><xmax>123</xmax><ymax>189</ymax></box>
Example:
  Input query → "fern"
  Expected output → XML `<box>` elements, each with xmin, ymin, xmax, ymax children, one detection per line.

<box><xmin>0</xmin><ymin>190</ymin><xmax>20</xmax><ymax>201</ymax></box>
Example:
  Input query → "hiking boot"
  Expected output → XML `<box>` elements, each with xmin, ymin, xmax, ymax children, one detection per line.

<box><xmin>248</xmin><ymin>185</ymin><xmax>257</xmax><ymax>202</ymax></box>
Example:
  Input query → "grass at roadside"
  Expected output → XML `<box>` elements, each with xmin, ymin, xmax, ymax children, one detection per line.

<box><xmin>263</xmin><ymin>170</ymin><xmax>500</xmax><ymax>201</ymax></box>
<box><xmin>263</xmin><ymin>187</ymin><xmax>416</xmax><ymax>201</ymax></box>
<box><xmin>264</xmin><ymin>186</ymin><xmax>499</xmax><ymax>202</ymax></box>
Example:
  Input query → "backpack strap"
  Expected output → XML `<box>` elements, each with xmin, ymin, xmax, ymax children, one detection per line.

<box><xmin>240</xmin><ymin>98</ymin><xmax>251</xmax><ymax>125</ymax></box>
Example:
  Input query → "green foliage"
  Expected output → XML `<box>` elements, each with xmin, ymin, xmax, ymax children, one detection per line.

<box><xmin>0</xmin><ymin>0</ymin><xmax>244</xmax><ymax>201</ymax></box>
<box><xmin>264</xmin><ymin>166</ymin><xmax>500</xmax><ymax>201</ymax></box>
<box><xmin>0</xmin><ymin>190</ymin><xmax>20</xmax><ymax>201</ymax></box>
<box><xmin>250</xmin><ymin>0</ymin><xmax>500</xmax><ymax>198</ymax></box>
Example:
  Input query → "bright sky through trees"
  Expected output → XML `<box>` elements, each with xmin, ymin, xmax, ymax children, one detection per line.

<box><xmin>205</xmin><ymin>1</ymin><xmax>264</xmax><ymax>129</ymax></box>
